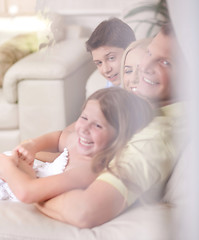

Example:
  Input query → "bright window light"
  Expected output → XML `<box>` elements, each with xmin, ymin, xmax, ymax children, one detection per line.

<box><xmin>8</xmin><ymin>4</ymin><xmax>19</xmax><ymax>15</ymax></box>
<box><xmin>0</xmin><ymin>15</ymin><xmax>49</xmax><ymax>33</ymax></box>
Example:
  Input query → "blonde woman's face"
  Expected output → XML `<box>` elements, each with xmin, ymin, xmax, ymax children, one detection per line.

<box><xmin>123</xmin><ymin>47</ymin><xmax>145</xmax><ymax>93</ymax></box>
<box><xmin>75</xmin><ymin>100</ymin><xmax>116</xmax><ymax>157</ymax></box>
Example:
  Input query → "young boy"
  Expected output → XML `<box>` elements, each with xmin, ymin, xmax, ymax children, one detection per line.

<box><xmin>85</xmin><ymin>18</ymin><xmax>136</xmax><ymax>94</ymax></box>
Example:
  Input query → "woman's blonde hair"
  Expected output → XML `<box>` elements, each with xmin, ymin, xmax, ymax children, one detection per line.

<box><xmin>82</xmin><ymin>87</ymin><xmax>154</xmax><ymax>173</ymax></box>
<box><xmin>120</xmin><ymin>38</ymin><xmax>152</xmax><ymax>88</ymax></box>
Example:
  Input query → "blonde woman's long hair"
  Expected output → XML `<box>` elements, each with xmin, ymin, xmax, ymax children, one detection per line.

<box><xmin>82</xmin><ymin>87</ymin><xmax>154</xmax><ymax>173</ymax></box>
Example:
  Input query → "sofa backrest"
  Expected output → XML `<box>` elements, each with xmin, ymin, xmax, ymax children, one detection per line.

<box><xmin>85</xmin><ymin>69</ymin><xmax>107</xmax><ymax>98</ymax></box>
<box><xmin>163</xmin><ymin>144</ymin><xmax>190</xmax><ymax>205</ymax></box>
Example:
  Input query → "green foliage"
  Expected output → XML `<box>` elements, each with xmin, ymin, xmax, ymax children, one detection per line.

<box><xmin>124</xmin><ymin>0</ymin><xmax>170</xmax><ymax>37</ymax></box>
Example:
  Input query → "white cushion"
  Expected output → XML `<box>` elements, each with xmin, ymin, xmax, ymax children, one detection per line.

<box><xmin>0</xmin><ymin>201</ymin><xmax>170</xmax><ymax>240</ymax></box>
<box><xmin>163</xmin><ymin>143</ymin><xmax>195</xmax><ymax>239</ymax></box>
<box><xmin>163</xmin><ymin>145</ymin><xmax>190</xmax><ymax>205</ymax></box>
<box><xmin>86</xmin><ymin>69</ymin><xmax>107</xmax><ymax>98</ymax></box>
<box><xmin>0</xmin><ymin>130</ymin><xmax>19</xmax><ymax>152</ymax></box>
<box><xmin>0</xmin><ymin>89</ymin><xmax>18</xmax><ymax>129</ymax></box>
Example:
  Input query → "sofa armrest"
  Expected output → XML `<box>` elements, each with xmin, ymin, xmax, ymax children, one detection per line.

<box><xmin>3</xmin><ymin>38</ymin><xmax>93</xmax><ymax>103</ymax></box>
<box><xmin>1</xmin><ymin>37</ymin><xmax>95</xmax><ymax>141</ymax></box>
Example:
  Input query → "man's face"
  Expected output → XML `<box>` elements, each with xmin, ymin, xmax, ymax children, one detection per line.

<box><xmin>91</xmin><ymin>46</ymin><xmax>124</xmax><ymax>86</ymax></box>
<box><xmin>137</xmin><ymin>31</ymin><xmax>177</xmax><ymax>106</ymax></box>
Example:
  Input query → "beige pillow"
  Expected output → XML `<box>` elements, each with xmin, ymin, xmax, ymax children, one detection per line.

<box><xmin>0</xmin><ymin>32</ymin><xmax>39</xmax><ymax>87</ymax></box>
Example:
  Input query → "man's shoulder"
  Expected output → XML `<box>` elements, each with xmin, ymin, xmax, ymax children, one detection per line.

<box><xmin>128</xmin><ymin>101</ymin><xmax>187</xmax><ymax>145</ymax></box>
<box><xmin>160</xmin><ymin>101</ymin><xmax>186</xmax><ymax>118</ymax></box>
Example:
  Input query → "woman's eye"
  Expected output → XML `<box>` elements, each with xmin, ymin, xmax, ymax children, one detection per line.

<box><xmin>125</xmin><ymin>70</ymin><xmax>133</xmax><ymax>74</ymax></box>
<box><xmin>124</xmin><ymin>67</ymin><xmax>133</xmax><ymax>74</ymax></box>
<box><xmin>81</xmin><ymin>116</ymin><xmax>87</xmax><ymax>120</ymax></box>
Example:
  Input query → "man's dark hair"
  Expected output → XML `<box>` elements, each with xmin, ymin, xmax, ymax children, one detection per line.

<box><xmin>161</xmin><ymin>22</ymin><xmax>175</xmax><ymax>36</ymax></box>
<box><xmin>85</xmin><ymin>18</ymin><xmax>136</xmax><ymax>52</ymax></box>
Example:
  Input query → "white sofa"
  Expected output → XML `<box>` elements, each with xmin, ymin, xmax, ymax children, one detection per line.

<box><xmin>85</xmin><ymin>69</ymin><xmax>107</xmax><ymax>98</ymax></box>
<box><xmin>0</xmin><ymin>32</ymin><xmax>190</xmax><ymax>239</ymax></box>
<box><xmin>0</xmin><ymin>144</ymin><xmax>190</xmax><ymax>240</ymax></box>
<box><xmin>0</xmin><ymin>54</ymin><xmax>190</xmax><ymax>238</ymax></box>
<box><xmin>0</xmin><ymin>35</ymin><xmax>95</xmax><ymax>153</ymax></box>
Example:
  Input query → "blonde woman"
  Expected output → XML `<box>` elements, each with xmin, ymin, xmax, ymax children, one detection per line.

<box><xmin>121</xmin><ymin>38</ymin><xmax>152</xmax><ymax>92</ymax></box>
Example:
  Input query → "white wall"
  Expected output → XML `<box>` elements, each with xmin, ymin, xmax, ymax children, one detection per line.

<box><xmin>35</xmin><ymin>0</ymin><xmax>161</xmax><ymax>39</ymax></box>
<box><xmin>0</xmin><ymin>0</ymin><xmax>36</xmax><ymax>15</ymax></box>
<box><xmin>0</xmin><ymin>0</ymin><xmax>161</xmax><ymax>39</ymax></box>
<box><xmin>36</xmin><ymin>0</ymin><xmax>122</xmax><ymax>14</ymax></box>
<box><xmin>35</xmin><ymin>0</ymin><xmax>123</xmax><ymax>32</ymax></box>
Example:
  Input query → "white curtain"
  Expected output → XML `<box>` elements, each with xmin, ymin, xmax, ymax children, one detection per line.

<box><xmin>168</xmin><ymin>0</ymin><xmax>199</xmax><ymax>239</ymax></box>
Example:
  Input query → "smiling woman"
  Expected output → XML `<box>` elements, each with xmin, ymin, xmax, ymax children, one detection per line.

<box><xmin>121</xmin><ymin>38</ymin><xmax>152</xmax><ymax>93</ymax></box>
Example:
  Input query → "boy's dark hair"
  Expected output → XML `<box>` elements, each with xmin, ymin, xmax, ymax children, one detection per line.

<box><xmin>85</xmin><ymin>18</ymin><xmax>136</xmax><ymax>52</ymax></box>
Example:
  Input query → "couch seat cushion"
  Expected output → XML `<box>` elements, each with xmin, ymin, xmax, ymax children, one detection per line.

<box><xmin>0</xmin><ymin>89</ymin><xmax>18</xmax><ymax>129</ymax></box>
<box><xmin>0</xmin><ymin>201</ymin><xmax>171</xmax><ymax>240</ymax></box>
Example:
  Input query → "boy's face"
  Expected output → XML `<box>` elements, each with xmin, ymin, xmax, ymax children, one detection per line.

<box><xmin>137</xmin><ymin>31</ymin><xmax>177</xmax><ymax>106</ymax></box>
<box><xmin>91</xmin><ymin>46</ymin><xmax>124</xmax><ymax>86</ymax></box>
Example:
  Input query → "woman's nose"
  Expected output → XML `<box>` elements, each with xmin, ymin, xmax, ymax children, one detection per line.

<box><xmin>130</xmin><ymin>66</ymin><xmax>140</xmax><ymax>84</ymax></box>
<box><xmin>123</xmin><ymin>75</ymin><xmax>130</xmax><ymax>87</ymax></box>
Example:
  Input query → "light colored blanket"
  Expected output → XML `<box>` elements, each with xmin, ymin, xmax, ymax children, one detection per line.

<box><xmin>0</xmin><ymin>32</ymin><xmax>39</xmax><ymax>87</ymax></box>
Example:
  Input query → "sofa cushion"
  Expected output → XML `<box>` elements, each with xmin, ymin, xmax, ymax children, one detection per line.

<box><xmin>162</xmin><ymin>143</ymin><xmax>195</xmax><ymax>239</ymax></box>
<box><xmin>0</xmin><ymin>201</ymin><xmax>171</xmax><ymax>240</ymax></box>
<box><xmin>0</xmin><ymin>130</ymin><xmax>20</xmax><ymax>152</ymax></box>
<box><xmin>163</xmin><ymin>144</ymin><xmax>190</xmax><ymax>205</ymax></box>
<box><xmin>86</xmin><ymin>69</ymin><xmax>107</xmax><ymax>98</ymax></box>
<box><xmin>0</xmin><ymin>89</ymin><xmax>18</xmax><ymax>129</ymax></box>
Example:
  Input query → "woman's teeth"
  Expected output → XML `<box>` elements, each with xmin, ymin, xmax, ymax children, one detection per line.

<box><xmin>143</xmin><ymin>77</ymin><xmax>158</xmax><ymax>85</ymax></box>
